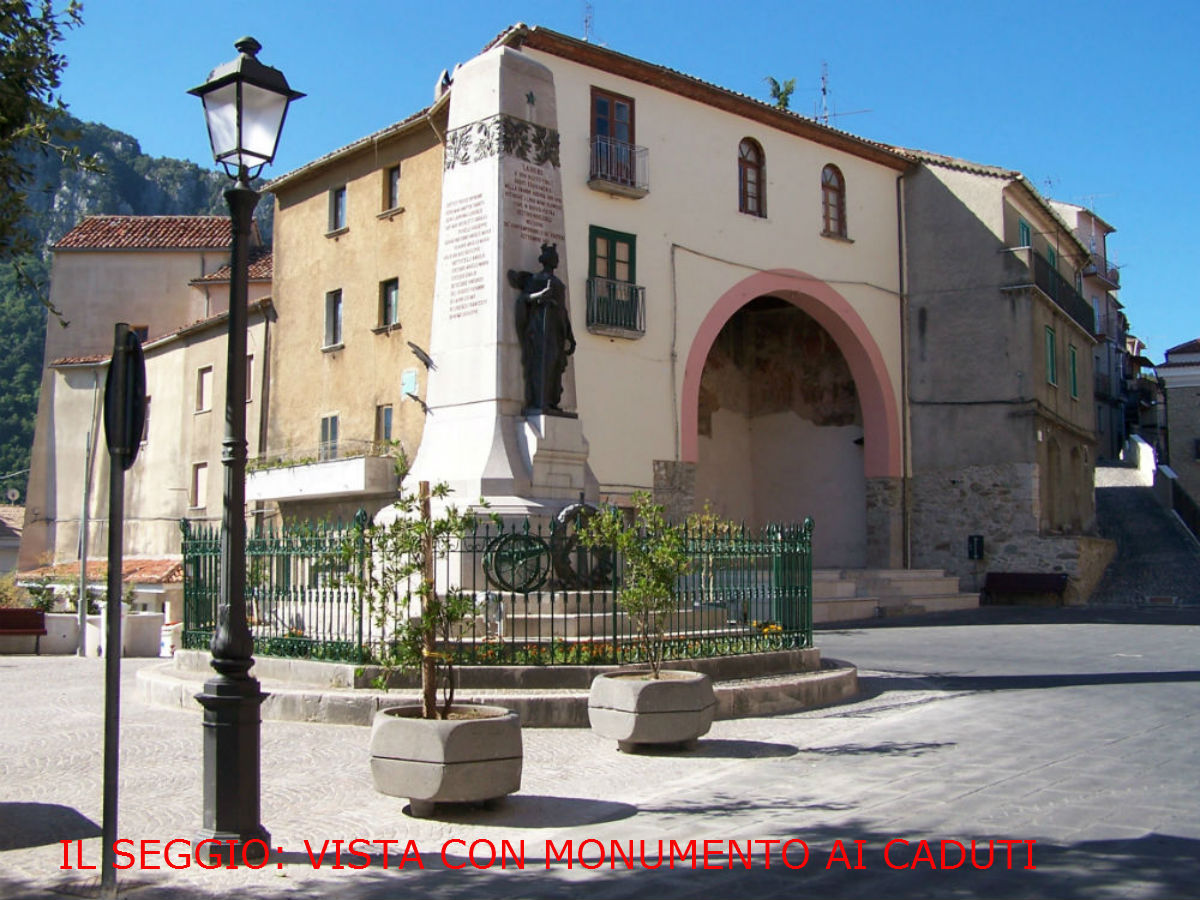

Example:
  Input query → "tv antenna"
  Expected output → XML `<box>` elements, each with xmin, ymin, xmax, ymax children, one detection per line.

<box><xmin>814</xmin><ymin>61</ymin><xmax>871</xmax><ymax>126</ymax></box>
<box><xmin>583</xmin><ymin>2</ymin><xmax>594</xmax><ymax>42</ymax></box>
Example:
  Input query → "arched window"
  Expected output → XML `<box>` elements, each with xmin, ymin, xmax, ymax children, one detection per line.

<box><xmin>821</xmin><ymin>164</ymin><xmax>846</xmax><ymax>237</ymax></box>
<box><xmin>738</xmin><ymin>139</ymin><xmax>765</xmax><ymax>217</ymax></box>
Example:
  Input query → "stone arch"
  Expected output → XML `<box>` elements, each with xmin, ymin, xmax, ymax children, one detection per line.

<box><xmin>681</xmin><ymin>269</ymin><xmax>901</xmax><ymax>478</ymax></box>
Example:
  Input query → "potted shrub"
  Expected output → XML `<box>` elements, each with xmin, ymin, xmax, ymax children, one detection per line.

<box><xmin>580</xmin><ymin>492</ymin><xmax>717</xmax><ymax>752</ymax></box>
<box><xmin>358</xmin><ymin>481</ymin><xmax>521</xmax><ymax>817</ymax></box>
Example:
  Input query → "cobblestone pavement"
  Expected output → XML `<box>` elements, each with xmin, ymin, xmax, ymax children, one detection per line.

<box><xmin>2</xmin><ymin>607</ymin><xmax>1198</xmax><ymax>898</ymax></box>
<box><xmin>1091</xmin><ymin>464</ymin><xmax>1200</xmax><ymax>606</ymax></box>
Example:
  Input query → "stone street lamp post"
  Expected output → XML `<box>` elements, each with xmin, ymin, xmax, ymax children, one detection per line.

<box><xmin>188</xmin><ymin>36</ymin><xmax>302</xmax><ymax>862</ymax></box>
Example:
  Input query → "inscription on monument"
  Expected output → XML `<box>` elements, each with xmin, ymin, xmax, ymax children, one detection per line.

<box><xmin>503</xmin><ymin>162</ymin><xmax>565</xmax><ymax>245</ymax></box>
<box><xmin>444</xmin><ymin>193</ymin><xmax>493</xmax><ymax>320</ymax></box>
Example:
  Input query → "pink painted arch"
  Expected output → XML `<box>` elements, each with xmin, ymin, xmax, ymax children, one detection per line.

<box><xmin>680</xmin><ymin>269</ymin><xmax>902</xmax><ymax>479</ymax></box>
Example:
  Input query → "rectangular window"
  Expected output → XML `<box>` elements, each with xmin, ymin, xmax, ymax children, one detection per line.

<box><xmin>245</xmin><ymin>354</ymin><xmax>254</xmax><ymax>402</ymax></box>
<box><xmin>384</xmin><ymin>165</ymin><xmax>400</xmax><ymax>210</ymax></box>
<box><xmin>1018</xmin><ymin>219</ymin><xmax>1031</xmax><ymax>247</ymax></box>
<box><xmin>1045</xmin><ymin>326</ymin><xmax>1057</xmax><ymax>386</ymax></box>
<box><xmin>1047</xmin><ymin>245</ymin><xmax>1058</xmax><ymax>274</ymax></box>
<box><xmin>1068</xmin><ymin>345</ymin><xmax>1078</xmax><ymax>398</ymax></box>
<box><xmin>591</xmin><ymin>87</ymin><xmax>637</xmax><ymax>187</ymax></box>
<box><xmin>379</xmin><ymin>278</ymin><xmax>400</xmax><ymax>328</ymax></box>
<box><xmin>375</xmin><ymin>404</ymin><xmax>393</xmax><ymax>445</ymax></box>
<box><xmin>196</xmin><ymin>366</ymin><xmax>213</xmax><ymax>412</ymax></box>
<box><xmin>324</xmin><ymin>290</ymin><xmax>343</xmax><ymax>348</ymax></box>
<box><xmin>590</xmin><ymin>226</ymin><xmax>636</xmax><ymax>284</ymax></box>
<box><xmin>587</xmin><ymin>225</ymin><xmax>643</xmax><ymax>335</ymax></box>
<box><xmin>190</xmin><ymin>462</ymin><xmax>207</xmax><ymax>508</ymax></box>
<box><xmin>319</xmin><ymin>415</ymin><xmax>339</xmax><ymax>461</ymax></box>
<box><xmin>328</xmin><ymin>186</ymin><xmax>347</xmax><ymax>232</ymax></box>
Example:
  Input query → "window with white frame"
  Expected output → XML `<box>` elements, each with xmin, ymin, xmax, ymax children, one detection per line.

<box><xmin>319</xmin><ymin>415</ymin><xmax>339</xmax><ymax>461</ymax></box>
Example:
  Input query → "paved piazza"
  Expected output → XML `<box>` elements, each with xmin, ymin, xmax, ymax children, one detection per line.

<box><xmin>1</xmin><ymin>607</ymin><xmax>1198</xmax><ymax>898</ymax></box>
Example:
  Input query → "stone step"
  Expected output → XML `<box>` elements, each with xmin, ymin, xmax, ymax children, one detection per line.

<box><xmin>858</xmin><ymin>575</ymin><xmax>964</xmax><ymax>598</ymax></box>
<box><xmin>813</xmin><ymin>596</ymin><xmax>881</xmax><ymax>624</ymax></box>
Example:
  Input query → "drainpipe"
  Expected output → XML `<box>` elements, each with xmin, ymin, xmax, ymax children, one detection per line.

<box><xmin>78</xmin><ymin>370</ymin><xmax>102</xmax><ymax>654</ymax></box>
<box><xmin>896</xmin><ymin>169</ymin><xmax>912</xmax><ymax>569</ymax></box>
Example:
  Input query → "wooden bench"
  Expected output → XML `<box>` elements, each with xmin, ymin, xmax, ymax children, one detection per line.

<box><xmin>0</xmin><ymin>608</ymin><xmax>47</xmax><ymax>654</ymax></box>
<box><xmin>982</xmin><ymin>572</ymin><xmax>1070</xmax><ymax>606</ymax></box>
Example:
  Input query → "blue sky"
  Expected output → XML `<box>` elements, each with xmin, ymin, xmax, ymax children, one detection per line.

<box><xmin>56</xmin><ymin>0</ymin><xmax>1200</xmax><ymax>359</ymax></box>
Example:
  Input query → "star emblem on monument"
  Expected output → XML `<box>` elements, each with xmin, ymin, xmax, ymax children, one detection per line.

<box><xmin>526</xmin><ymin>91</ymin><xmax>536</xmax><ymax>105</ymax></box>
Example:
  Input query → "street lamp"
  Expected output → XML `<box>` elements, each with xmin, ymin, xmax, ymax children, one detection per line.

<box><xmin>189</xmin><ymin>37</ymin><xmax>302</xmax><ymax>862</ymax></box>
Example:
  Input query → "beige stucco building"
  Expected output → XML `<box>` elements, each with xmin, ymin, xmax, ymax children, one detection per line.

<box><xmin>255</xmin><ymin>26</ymin><xmax>911</xmax><ymax>570</ymax></box>
<box><xmin>248</xmin><ymin>108</ymin><xmax>448</xmax><ymax>524</ymax></box>
<box><xmin>19</xmin><ymin>216</ymin><xmax>270</xmax><ymax>571</ymax></box>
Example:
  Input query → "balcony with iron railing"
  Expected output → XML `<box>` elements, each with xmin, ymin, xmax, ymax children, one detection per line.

<box><xmin>246</xmin><ymin>439</ymin><xmax>402</xmax><ymax>503</ymax></box>
<box><xmin>586</xmin><ymin>276</ymin><xmax>646</xmax><ymax>338</ymax></box>
<box><xmin>1009</xmin><ymin>247</ymin><xmax>1095</xmax><ymax>335</ymax></box>
<box><xmin>587</xmin><ymin>136</ymin><xmax>649</xmax><ymax>198</ymax></box>
<box><xmin>1083</xmin><ymin>252</ymin><xmax>1120</xmax><ymax>289</ymax></box>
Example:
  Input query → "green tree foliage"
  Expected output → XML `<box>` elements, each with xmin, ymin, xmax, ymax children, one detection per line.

<box><xmin>349</xmin><ymin>482</ymin><xmax>488</xmax><ymax>719</ymax></box>
<box><xmin>579</xmin><ymin>492</ymin><xmax>692</xmax><ymax>678</ymax></box>
<box><xmin>0</xmin><ymin>0</ymin><xmax>91</xmax><ymax>259</ymax></box>
<box><xmin>0</xmin><ymin>253</ymin><xmax>47</xmax><ymax>500</ymax></box>
<box><xmin>764</xmin><ymin>76</ymin><xmax>796</xmax><ymax>110</ymax></box>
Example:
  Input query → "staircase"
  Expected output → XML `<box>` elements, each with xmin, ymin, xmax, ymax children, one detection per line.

<box><xmin>813</xmin><ymin>568</ymin><xmax>979</xmax><ymax>624</ymax></box>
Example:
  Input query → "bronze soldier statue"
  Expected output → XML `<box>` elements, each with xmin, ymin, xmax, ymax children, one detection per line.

<box><xmin>509</xmin><ymin>243</ymin><xmax>576</xmax><ymax>413</ymax></box>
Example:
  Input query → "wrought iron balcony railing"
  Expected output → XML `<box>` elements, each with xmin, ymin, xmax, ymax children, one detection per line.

<box><xmin>1030</xmin><ymin>250</ymin><xmax>1095</xmax><ymax>335</ymax></box>
<box><xmin>1083</xmin><ymin>252</ymin><xmax>1120</xmax><ymax>289</ymax></box>
<box><xmin>588</xmin><ymin>136</ymin><xmax>649</xmax><ymax>198</ymax></box>
<box><xmin>586</xmin><ymin>276</ymin><xmax>646</xmax><ymax>338</ymax></box>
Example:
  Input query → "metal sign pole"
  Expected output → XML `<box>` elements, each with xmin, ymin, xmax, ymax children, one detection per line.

<box><xmin>98</xmin><ymin>322</ymin><xmax>146</xmax><ymax>900</ymax></box>
<box><xmin>99</xmin><ymin>324</ymin><xmax>128</xmax><ymax>900</ymax></box>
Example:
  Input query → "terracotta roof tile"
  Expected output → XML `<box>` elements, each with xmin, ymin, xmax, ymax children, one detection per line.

<box><xmin>55</xmin><ymin>216</ymin><xmax>231</xmax><ymax>250</ymax></box>
<box><xmin>19</xmin><ymin>558</ymin><xmax>183</xmax><ymax>584</ymax></box>
<box><xmin>191</xmin><ymin>247</ymin><xmax>272</xmax><ymax>283</ymax></box>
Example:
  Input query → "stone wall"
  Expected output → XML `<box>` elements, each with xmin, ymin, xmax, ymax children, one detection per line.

<box><xmin>910</xmin><ymin>461</ymin><xmax>1113</xmax><ymax>600</ymax></box>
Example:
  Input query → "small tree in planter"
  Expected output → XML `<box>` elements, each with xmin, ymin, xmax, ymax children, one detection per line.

<box><xmin>355</xmin><ymin>480</ymin><xmax>522</xmax><ymax>814</ymax></box>
<box><xmin>578</xmin><ymin>491</ymin><xmax>690</xmax><ymax>677</ymax></box>
<box><xmin>579</xmin><ymin>491</ymin><xmax>718</xmax><ymax>752</ymax></box>
<box><xmin>353</xmin><ymin>480</ymin><xmax>482</xmax><ymax>718</ymax></box>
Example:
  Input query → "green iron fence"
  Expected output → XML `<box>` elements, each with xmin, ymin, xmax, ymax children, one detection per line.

<box><xmin>180</xmin><ymin>513</ymin><xmax>814</xmax><ymax>666</ymax></box>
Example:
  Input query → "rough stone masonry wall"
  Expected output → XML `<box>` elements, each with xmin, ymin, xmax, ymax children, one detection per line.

<box><xmin>910</xmin><ymin>462</ymin><xmax>1114</xmax><ymax>601</ymax></box>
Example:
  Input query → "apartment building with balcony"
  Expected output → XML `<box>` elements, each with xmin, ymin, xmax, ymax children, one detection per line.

<box><xmin>900</xmin><ymin>151</ymin><xmax>1112</xmax><ymax>596</ymax></box>
<box><xmin>253</xmin><ymin>105</ymin><xmax>448</xmax><ymax>523</ymax></box>
<box><xmin>1050</xmin><ymin>201</ymin><xmax>1129</xmax><ymax>461</ymax></box>
<box><xmin>258</xmin><ymin>25</ymin><xmax>914</xmax><ymax>569</ymax></box>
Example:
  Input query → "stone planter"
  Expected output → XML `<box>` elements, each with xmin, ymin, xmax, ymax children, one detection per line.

<box><xmin>123</xmin><ymin>611</ymin><xmax>164</xmax><ymax>657</ymax></box>
<box><xmin>84</xmin><ymin>603</ymin><xmax>128</xmax><ymax>657</ymax></box>
<box><xmin>41</xmin><ymin>613</ymin><xmax>80</xmax><ymax>655</ymax></box>
<box><xmin>369</xmin><ymin>704</ymin><xmax>522</xmax><ymax>817</ymax></box>
<box><xmin>588</xmin><ymin>669</ymin><xmax>716</xmax><ymax>752</ymax></box>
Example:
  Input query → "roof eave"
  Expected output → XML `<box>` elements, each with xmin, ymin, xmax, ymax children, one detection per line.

<box><xmin>500</xmin><ymin>25</ymin><xmax>910</xmax><ymax>172</ymax></box>
<box><xmin>266</xmin><ymin>94</ymin><xmax>451</xmax><ymax>192</ymax></box>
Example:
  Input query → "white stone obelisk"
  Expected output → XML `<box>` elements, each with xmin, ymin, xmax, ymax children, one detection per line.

<box><xmin>407</xmin><ymin>45</ymin><xmax>592</xmax><ymax>514</ymax></box>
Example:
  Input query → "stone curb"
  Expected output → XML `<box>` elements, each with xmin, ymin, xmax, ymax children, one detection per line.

<box><xmin>137</xmin><ymin>660</ymin><xmax>858</xmax><ymax>728</ymax></box>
